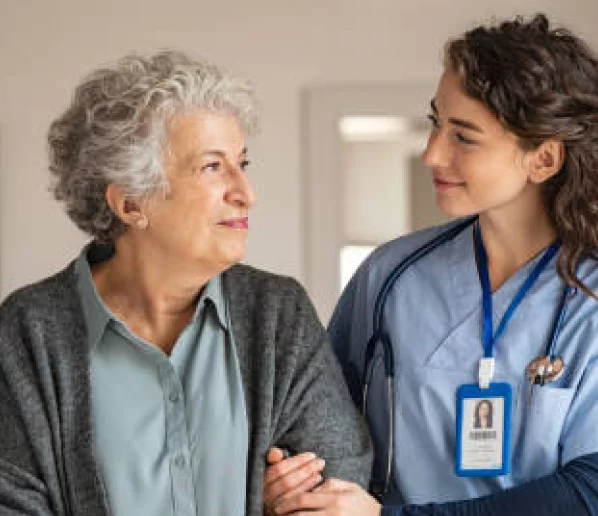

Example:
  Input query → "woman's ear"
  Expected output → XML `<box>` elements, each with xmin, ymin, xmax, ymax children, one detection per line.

<box><xmin>105</xmin><ymin>184</ymin><xmax>148</xmax><ymax>229</ymax></box>
<box><xmin>528</xmin><ymin>139</ymin><xmax>565</xmax><ymax>184</ymax></box>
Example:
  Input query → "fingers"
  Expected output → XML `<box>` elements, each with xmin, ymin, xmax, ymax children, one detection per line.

<box><xmin>273</xmin><ymin>492</ymin><xmax>333</xmax><ymax>515</ymax></box>
<box><xmin>277</xmin><ymin>472</ymin><xmax>324</xmax><ymax>501</ymax></box>
<box><xmin>313</xmin><ymin>477</ymin><xmax>356</xmax><ymax>493</ymax></box>
<box><xmin>264</xmin><ymin>452</ymin><xmax>323</xmax><ymax>486</ymax></box>
<box><xmin>276</xmin><ymin>512</ymin><xmax>326</xmax><ymax>516</ymax></box>
<box><xmin>273</xmin><ymin>483</ymin><xmax>381</xmax><ymax>516</ymax></box>
<box><xmin>264</xmin><ymin>456</ymin><xmax>325</xmax><ymax>502</ymax></box>
<box><xmin>266</xmin><ymin>447</ymin><xmax>286</xmax><ymax>465</ymax></box>
<box><xmin>263</xmin><ymin>450</ymin><xmax>326</xmax><ymax>516</ymax></box>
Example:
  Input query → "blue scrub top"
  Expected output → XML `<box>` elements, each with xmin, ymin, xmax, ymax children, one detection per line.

<box><xmin>329</xmin><ymin>219</ymin><xmax>598</xmax><ymax>504</ymax></box>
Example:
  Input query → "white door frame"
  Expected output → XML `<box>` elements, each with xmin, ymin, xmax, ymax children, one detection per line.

<box><xmin>301</xmin><ymin>83</ymin><xmax>434</xmax><ymax>322</ymax></box>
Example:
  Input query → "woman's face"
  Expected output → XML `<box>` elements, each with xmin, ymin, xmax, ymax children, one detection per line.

<box><xmin>142</xmin><ymin>110</ymin><xmax>256</xmax><ymax>278</ymax></box>
<box><xmin>478</xmin><ymin>401</ymin><xmax>490</xmax><ymax>418</ymax></box>
<box><xmin>422</xmin><ymin>69</ymin><xmax>537</xmax><ymax>219</ymax></box>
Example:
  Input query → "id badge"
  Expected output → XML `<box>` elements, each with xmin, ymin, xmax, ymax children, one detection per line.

<box><xmin>455</xmin><ymin>382</ymin><xmax>511</xmax><ymax>477</ymax></box>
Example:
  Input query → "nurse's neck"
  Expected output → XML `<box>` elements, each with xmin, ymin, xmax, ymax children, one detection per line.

<box><xmin>478</xmin><ymin>205</ymin><xmax>556</xmax><ymax>293</ymax></box>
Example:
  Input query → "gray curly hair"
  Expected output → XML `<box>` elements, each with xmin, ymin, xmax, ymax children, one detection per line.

<box><xmin>48</xmin><ymin>50</ymin><xmax>259</xmax><ymax>242</ymax></box>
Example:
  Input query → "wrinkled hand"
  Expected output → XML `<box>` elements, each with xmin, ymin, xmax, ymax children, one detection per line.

<box><xmin>264</xmin><ymin>447</ymin><xmax>326</xmax><ymax>515</ymax></box>
<box><xmin>272</xmin><ymin>478</ymin><xmax>382</xmax><ymax>515</ymax></box>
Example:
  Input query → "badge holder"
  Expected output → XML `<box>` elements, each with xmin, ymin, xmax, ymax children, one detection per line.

<box><xmin>456</xmin><ymin>223</ymin><xmax>558</xmax><ymax>478</ymax></box>
<box><xmin>455</xmin><ymin>359</ymin><xmax>511</xmax><ymax>477</ymax></box>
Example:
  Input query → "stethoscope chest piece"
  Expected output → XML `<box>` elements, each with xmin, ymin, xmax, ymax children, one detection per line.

<box><xmin>525</xmin><ymin>355</ymin><xmax>565</xmax><ymax>386</ymax></box>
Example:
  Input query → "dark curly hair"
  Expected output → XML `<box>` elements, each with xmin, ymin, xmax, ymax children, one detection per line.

<box><xmin>445</xmin><ymin>14</ymin><xmax>598</xmax><ymax>298</ymax></box>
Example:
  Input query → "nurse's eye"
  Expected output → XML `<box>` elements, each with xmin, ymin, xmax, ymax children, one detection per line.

<box><xmin>201</xmin><ymin>161</ymin><xmax>222</xmax><ymax>172</ymax></box>
<box><xmin>239</xmin><ymin>159</ymin><xmax>251</xmax><ymax>171</ymax></box>
<box><xmin>427</xmin><ymin>113</ymin><xmax>440</xmax><ymax>129</ymax></box>
<box><xmin>455</xmin><ymin>132</ymin><xmax>477</xmax><ymax>145</ymax></box>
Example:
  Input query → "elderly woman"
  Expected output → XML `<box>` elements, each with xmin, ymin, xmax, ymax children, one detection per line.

<box><xmin>0</xmin><ymin>51</ymin><xmax>371</xmax><ymax>516</ymax></box>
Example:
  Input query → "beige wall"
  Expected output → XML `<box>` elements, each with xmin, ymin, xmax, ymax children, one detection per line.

<box><xmin>1</xmin><ymin>0</ymin><xmax>597</xmax><ymax>300</ymax></box>
<box><xmin>342</xmin><ymin>141</ymin><xmax>412</xmax><ymax>244</ymax></box>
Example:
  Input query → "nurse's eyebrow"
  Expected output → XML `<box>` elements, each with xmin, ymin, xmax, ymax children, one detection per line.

<box><xmin>430</xmin><ymin>99</ymin><xmax>484</xmax><ymax>133</ymax></box>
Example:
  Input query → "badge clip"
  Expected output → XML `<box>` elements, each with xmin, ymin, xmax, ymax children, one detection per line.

<box><xmin>478</xmin><ymin>357</ymin><xmax>495</xmax><ymax>390</ymax></box>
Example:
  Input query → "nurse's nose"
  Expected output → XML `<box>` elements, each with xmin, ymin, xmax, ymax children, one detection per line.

<box><xmin>422</xmin><ymin>131</ymin><xmax>451</xmax><ymax>169</ymax></box>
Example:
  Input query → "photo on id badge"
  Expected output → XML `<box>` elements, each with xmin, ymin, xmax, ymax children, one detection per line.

<box><xmin>456</xmin><ymin>384</ymin><xmax>511</xmax><ymax>477</ymax></box>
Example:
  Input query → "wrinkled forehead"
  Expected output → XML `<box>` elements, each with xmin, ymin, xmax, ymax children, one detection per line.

<box><xmin>162</xmin><ymin>109</ymin><xmax>246</xmax><ymax>163</ymax></box>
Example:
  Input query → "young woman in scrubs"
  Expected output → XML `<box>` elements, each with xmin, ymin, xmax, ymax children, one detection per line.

<box><xmin>264</xmin><ymin>13</ymin><xmax>598</xmax><ymax>516</ymax></box>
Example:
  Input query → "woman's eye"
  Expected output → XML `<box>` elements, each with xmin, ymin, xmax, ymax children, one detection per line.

<box><xmin>240</xmin><ymin>159</ymin><xmax>251</xmax><ymax>171</ymax></box>
<box><xmin>201</xmin><ymin>161</ymin><xmax>221</xmax><ymax>172</ymax></box>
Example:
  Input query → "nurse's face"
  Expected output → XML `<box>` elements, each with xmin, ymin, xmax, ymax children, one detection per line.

<box><xmin>422</xmin><ymin>69</ymin><xmax>536</xmax><ymax>219</ymax></box>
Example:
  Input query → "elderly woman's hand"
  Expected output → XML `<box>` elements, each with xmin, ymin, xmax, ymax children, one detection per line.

<box><xmin>271</xmin><ymin>478</ymin><xmax>382</xmax><ymax>515</ymax></box>
<box><xmin>264</xmin><ymin>447</ymin><xmax>326</xmax><ymax>515</ymax></box>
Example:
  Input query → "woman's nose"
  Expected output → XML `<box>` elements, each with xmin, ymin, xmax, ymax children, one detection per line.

<box><xmin>227</xmin><ymin>167</ymin><xmax>256</xmax><ymax>208</ymax></box>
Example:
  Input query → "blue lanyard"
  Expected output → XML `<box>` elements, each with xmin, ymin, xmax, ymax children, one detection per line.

<box><xmin>474</xmin><ymin>223</ymin><xmax>560</xmax><ymax>359</ymax></box>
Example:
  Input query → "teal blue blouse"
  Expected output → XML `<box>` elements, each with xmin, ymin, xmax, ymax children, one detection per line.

<box><xmin>76</xmin><ymin>244</ymin><xmax>248</xmax><ymax>516</ymax></box>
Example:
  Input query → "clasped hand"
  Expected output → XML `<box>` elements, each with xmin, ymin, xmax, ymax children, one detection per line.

<box><xmin>263</xmin><ymin>447</ymin><xmax>381</xmax><ymax>515</ymax></box>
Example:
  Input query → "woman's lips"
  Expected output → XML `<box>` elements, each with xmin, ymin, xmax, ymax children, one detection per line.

<box><xmin>219</xmin><ymin>217</ymin><xmax>249</xmax><ymax>229</ymax></box>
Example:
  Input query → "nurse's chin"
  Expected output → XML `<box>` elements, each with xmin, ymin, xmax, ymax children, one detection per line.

<box><xmin>434</xmin><ymin>198</ymin><xmax>476</xmax><ymax>219</ymax></box>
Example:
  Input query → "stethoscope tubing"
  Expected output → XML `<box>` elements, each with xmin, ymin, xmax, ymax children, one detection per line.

<box><xmin>365</xmin><ymin>216</ymin><xmax>478</xmax><ymax>384</ymax></box>
<box><xmin>362</xmin><ymin>216</ymin><xmax>477</xmax><ymax>495</ymax></box>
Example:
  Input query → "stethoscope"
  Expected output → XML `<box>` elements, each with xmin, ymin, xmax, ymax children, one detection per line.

<box><xmin>361</xmin><ymin>216</ymin><xmax>573</xmax><ymax>498</ymax></box>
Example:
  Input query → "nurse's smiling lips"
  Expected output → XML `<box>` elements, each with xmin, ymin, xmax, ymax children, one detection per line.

<box><xmin>433</xmin><ymin>175</ymin><xmax>466</xmax><ymax>190</ymax></box>
<box><xmin>218</xmin><ymin>216</ymin><xmax>249</xmax><ymax>229</ymax></box>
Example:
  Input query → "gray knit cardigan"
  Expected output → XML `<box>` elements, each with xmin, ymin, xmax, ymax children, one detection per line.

<box><xmin>0</xmin><ymin>260</ymin><xmax>372</xmax><ymax>515</ymax></box>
